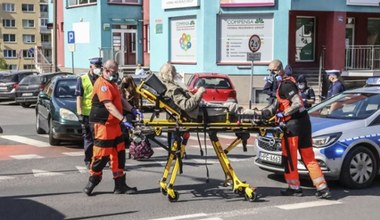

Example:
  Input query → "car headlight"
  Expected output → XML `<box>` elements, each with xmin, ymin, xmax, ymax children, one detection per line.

<box><xmin>60</xmin><ymin>108</ymin><xmax>78</xmax><ymax>121</ymax></box>
<box><xmin>313</xmin><ymin>132</ymin><xmax>342</xmax><ymax>148</ymax></box>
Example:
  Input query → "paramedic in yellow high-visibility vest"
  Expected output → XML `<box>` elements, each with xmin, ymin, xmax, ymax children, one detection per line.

<box><xmin>75</xmin><ymin>57</ymin><xmax>102</xmax><ymax>169</ymax></box>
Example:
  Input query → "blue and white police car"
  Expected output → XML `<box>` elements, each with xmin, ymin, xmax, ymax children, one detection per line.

<box><xmin>255</xmin><ymin>85</ymin><xmax>380</xmax><ymax>189</ymax></box>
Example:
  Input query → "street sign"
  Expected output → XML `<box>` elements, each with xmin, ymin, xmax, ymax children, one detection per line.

<box><xmin>246</xmin><ymin>52</ymin><xmax>261</xmax><ymax>62</ymax></box>
<box><xmin>68</xmin><ymin>44</ymin><xmax>76</xmax><ymax>52</ymax></box>
<box><xmin>248</xmin><ymin>34</ymin><xmax>261</xmax><ymax>53</ymax></box>
<box><xmin>68</xmin><ymin>31</ymin><xmax>75</xmax><ymax>44</ymax></box>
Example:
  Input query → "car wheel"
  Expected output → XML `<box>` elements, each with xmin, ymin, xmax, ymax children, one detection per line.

<box><xmin>49</xmin><ymin>117</ymin><xmax>60</xmax><ymax>146</ymax></box>
<box><xmin>340</xmin><ymin>146</ymin><xmax>378</xmax><ymax>189</ymax></box>
<box><xmin>20</xmin><ymin>103</ymin><xmax>31</xmax><ymax>108</ymax></box>
<box><xmin>36</xmin><ymin>112</ymin><xmax>46</xmax><ymax>134</ymax></box>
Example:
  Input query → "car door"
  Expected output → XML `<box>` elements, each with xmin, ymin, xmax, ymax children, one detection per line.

<box><xmin>37</xmin><ymin>80</ymin><xmax>54</xmax><ymax>129</ymax></box>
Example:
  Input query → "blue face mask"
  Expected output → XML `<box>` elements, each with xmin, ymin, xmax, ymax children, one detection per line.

<box><xmin>107</xmin><ymin>73</ymin><xmax>119</xmax><ymax>83</ymax></box>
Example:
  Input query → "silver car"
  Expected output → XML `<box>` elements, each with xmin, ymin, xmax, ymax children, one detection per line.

<box><xmin>255</xmin><ymin>87</ymin><xmax>380</xmax><ymax>189</ymax></box>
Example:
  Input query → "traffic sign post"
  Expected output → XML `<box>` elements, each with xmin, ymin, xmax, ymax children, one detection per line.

<box><xmin>247</xmin><ymin>35</ymin><xmax>262</xmax><ymax>108</ymax></box>
<box><xmin>67</xmin><ymin>31</ymin><xmax>75</xmax><ymax>73</ymax></box>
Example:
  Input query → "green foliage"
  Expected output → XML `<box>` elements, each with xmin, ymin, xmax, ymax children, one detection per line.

<box><xmin>0</xmin><ymin>57</ymin><xmax>8</xmax><ymax>70</ymax></box>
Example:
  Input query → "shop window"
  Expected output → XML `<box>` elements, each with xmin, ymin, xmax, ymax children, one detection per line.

<box><xmin>295</xmin><ymin>16</ymin><xmax>316</xmax><ymax>62</ymax></box>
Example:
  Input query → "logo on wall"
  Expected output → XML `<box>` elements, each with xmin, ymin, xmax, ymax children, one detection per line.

<box><xmin>179</xmin><ymin>33</ymin><xmax>192</xmax><ymax>51</ymax></box>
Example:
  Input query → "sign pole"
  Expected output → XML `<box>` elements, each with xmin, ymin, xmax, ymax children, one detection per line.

<box><xmin>71</xmin><ymin>52</ymin><xmax>74</xmax><ymax>74</ymax></box>
<box><xmin>247</xmin><ymin>34</ymin><xmax>261</xmax><ymax>109</ymax></box>
<box><xmin>249</xmin><ymin>60</ymin><xmax>254</xmax><ymax>109</ymax></box>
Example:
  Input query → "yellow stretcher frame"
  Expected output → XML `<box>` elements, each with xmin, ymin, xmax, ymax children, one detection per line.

<box><xmin>135</xmin><ymin>75</ymin><xmax>282</xmax><ymax>202</ymax></box>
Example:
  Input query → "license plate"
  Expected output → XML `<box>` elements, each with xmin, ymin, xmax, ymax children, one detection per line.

<box><xmin>22</xmin><ymin>93</ymin><xmax>33</xmax><ymax>96</ymax></box>
<box><xmin>0</xmin><ymin>86</ymin><xmax>7</xmax><ymax>91</ymax></box>
<box><xmin>259</xmin><ymin>152</ymin><xmax>282</xmax><ymax>165</ymax></box>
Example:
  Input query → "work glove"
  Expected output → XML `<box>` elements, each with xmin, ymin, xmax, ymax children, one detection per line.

<box><xmin>276</xmin><ymin>112</ymin><xmax>285</xmax><ymax>118</ymax></box>
<box><xmin>131</xmin><ymin>108</ymin><xmax>143</xmax><ymax>119</ymax></box>
<box><xmin>121</xmin><ymin>121</ymin><xmax>134</xmax><ymax>130</ymax></box>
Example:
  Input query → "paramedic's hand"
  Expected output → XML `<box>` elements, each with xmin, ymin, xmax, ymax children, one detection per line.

<box><xmin>196</xmin><ymin>87</ymin><xmax>206</xmax><ymax>96</ymax></box>
<box><xmin>131</xmin><ymin>108</ymin><xmax>143</xmax><ymax>119</ymax></box>
<box><xmin>276</xmin><ymin>112</ymin><xmax>285</xmax><ymax>118</ymax></box>
<box><xmin>121</xmin><ymin>121</ymin><xmax>134</xmax><ymax>130</ymax></box>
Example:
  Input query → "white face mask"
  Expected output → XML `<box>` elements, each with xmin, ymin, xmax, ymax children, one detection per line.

<box><xmin>93</xmin><ymin>68</ymin><xmax>101</xmax><ymax>76</ymax></box>
<box><xmin>298</xmin><ymin>83</ymin><xmax>305</xmax><ymax>90</ymax></box>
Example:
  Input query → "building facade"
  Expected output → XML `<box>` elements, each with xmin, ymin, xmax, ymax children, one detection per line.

<box><xmin>150</xmin><ymin>0</ymin><xmax>380</xmax><ymax>105</ymax></box>
<box><xmin>52</xmin><ymin>0</ymin><xmax>144</xmax><ymax>73</ymax></box>
<box><xmin>0</xmin><ymin>0</ymin><xmax>51</xmax><ymax>71</ymax></box>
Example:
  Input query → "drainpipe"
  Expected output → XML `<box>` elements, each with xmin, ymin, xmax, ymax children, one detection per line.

<box><xmin>52</xmin><ymin>0</ymin><xmax>58</xmax><ymax>72</ymax></box>
<box><xmin>318</xmin><ymin>46</ymin><xmax>326</xmax><ymax>102</ymax></box>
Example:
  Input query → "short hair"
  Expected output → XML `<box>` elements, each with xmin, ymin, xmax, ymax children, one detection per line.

<box><xmin>269</xmin><ymin>59</ymin><xmax>283</xmax><ymax>71</ymax></box>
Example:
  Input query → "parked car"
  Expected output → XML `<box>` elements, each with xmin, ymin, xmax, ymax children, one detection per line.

<box><xmin>0</xmin><ymin>70</ymin><xmax>39</xmax><ymax>101</ymax></box>
<box><xmin>187</xmin><ymin>73</ymin><xmax>237</xmax><ymax>104</ymax></box>
<box><xmin>15</xmin><ymin>72</ymin><xmax>73</xmax><ymax>108</ymax></box>
<box><xmin>255</xmin><ymin>87</ymin><xmax>380</xmax><ymax>189</ymax></box>
<box><xmin>35</xmin><ymin>75</ymin><xmax>81</xmax><ymax>145</ymax></box>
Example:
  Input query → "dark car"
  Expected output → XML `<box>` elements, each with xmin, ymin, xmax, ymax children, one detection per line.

<box><xmin>0</xmin><ymin>70</ymin><xmax>39</xmax><ymax>101</ymax></box>
<box><xmin>35</xmin><ymin>75</ymin><xmax>82</xmax><ymax>145</ymax></box>
<box><xmin>187</xmin><ymin>73</ymin><xmax>237</xmax><ymax>104</ymax></box>
<box><xmin>15</xmin><ymin>72</ymin><xmax>73</xmax><ymax>108</ymax></box>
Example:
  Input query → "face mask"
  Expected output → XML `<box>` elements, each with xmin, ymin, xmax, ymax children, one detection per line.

<box><xmin>275</xmin><ymin>75</ymin><xmax>282</xmax><ymax>81</ymax></box>
<box><xmin>298</xmin><ymin>84</ymin><xmax>305</xmax><ymax>90</ymax></box>
<box><xmin>108</xmin><ymin>73</ymin><xmax>119</xmax><ymax>83</ymax></box>
<box><xmin>93</xmin><ymin>68</ymin><xmax>101</xmax><ymax>76</ymax></box>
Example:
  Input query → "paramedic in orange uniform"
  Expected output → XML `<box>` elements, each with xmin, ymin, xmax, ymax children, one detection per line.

<box><xmin>83</xmin><ymin>59</ymin><xmax>138</xmax><ymax>196</ymax></box>
<box><xmin>261</xmin><ymin>59</ymin><xmax>331</xmax><ymax>199</ymax></box>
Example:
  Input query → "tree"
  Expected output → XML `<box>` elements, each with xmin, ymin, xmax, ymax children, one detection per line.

<box><xmin>0</xmin><ymin>57</ymin><xmax>8</xmax><ymax>70</ymax></box>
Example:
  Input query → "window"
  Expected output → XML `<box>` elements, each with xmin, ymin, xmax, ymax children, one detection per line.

<box><xmin>40</xmin><ymin>4</ymin><xmax>48</xmax><ymax>12</ymax></box>
<box><xmin>3</xmin><ymin>19</ymin><xmax>15</xmax><ymax>27</ymax></box>
<box><xmin>23</xmin><ymin>50</ymin><xmax>34</xmax><ymax>59</ymax></box>
<box><xmin>23</xmin><ymin>19</ymin><xmax>35</xmax><ymax>28</ymax></box>
<box><xmin>41</xmin><ymin>34</ymin><xmax>50</xmax><ymax>43</ymax></box>
<box><xmin>368</xmin><ymin>18</ymin><xmax>380</xmax><ymax>45</ymax></box>
<box><xmin>23</xmin><ymin>64</ymin><xmax>35</xmax><ymax>70</ymax></box>
<box><xmin>22</xmin><ymin>4</ymin><xmax>34</xmax><ymax>12</ymax></box>
<box><xmin>68</xmin><ymin>0</ymin><xmax>97</xmax><ymax>7</ymax></box>
<box><xmin>23</xmin><ymin>35</ymin><xmax>35</xmax><ymax>43</ymax></box>
<box><xmin>3</xmin><ymin>50</ymin><xmax>17</xmax><ymax>58</ymax></box>
<box><xmin>3</xmin><ymin>34</ymin><xmax>16</xmax><ymax>43</ymax></box>
<box><xmin>40</xmin><ymin>18</ymin><xmax>48</xmax><ymax>27</ymax></box>
<box><xmin>108</xmin><ymin>0</ymin><xmax>141</xmax><ymax>4</ymax></box>
<box><xmin>295</xmin><ymin>16</ymin><xmax>316</xmax><ymax>62</ymax></box>
<box><xmin>8</xmin><ymin>65</ymin><xmax>17</xmax><ymax>70</ymax></box>
<box><xmin>2</xmin><ymin>3</ymin><xmax>15</xmax><ymax>12</ymax></box>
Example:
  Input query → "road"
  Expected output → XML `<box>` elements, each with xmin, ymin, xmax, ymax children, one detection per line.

<box><xmin>0</xmin><ymin>101</ymin><xmax>380</xmax><ymax>220</ymax></box>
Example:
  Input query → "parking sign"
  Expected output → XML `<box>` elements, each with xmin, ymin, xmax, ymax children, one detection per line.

<box><xmin>68</xmin><ymin>31</ymin><xmax>75</xmax><ymax>44</ymax></box>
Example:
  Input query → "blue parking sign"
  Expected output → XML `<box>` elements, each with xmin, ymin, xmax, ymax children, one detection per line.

<box><xmin>68</xmin><ymin>31</ymin><xmax>75</xmax><ymax>44</ymax></box>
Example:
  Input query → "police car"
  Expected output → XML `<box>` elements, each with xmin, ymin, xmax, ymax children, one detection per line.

<box><xmin>255</xmin><ymin>86</ymin><xmax>380</xmax><ymax>189</ymax></box>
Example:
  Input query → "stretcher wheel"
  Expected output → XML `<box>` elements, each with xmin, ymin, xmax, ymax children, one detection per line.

<box><xmin>160</xmin><ymin>187</ymin><xmax>167</xmax><ymax>196</ymax></box>
<box><xmin>168</xmin><ymin>191</ymin><xmax>179</xmax><ymax>202</ymax></box>
<box><xmin>244</xmin><ymin>188</ymin><xmax>257</xmax><ymax>202</ymax></box>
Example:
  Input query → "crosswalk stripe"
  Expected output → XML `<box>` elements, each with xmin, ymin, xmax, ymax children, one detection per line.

<box><xmin>1</xmin><ymin>135</ymin><xmax>50</xmax><ymax>147</ymax></box>
<box><xmin>150</xmin><ymin>213</ymin><xmax>208</xmax><ymax>220</ymax></box>
<box><xmin>0</xmin><ymin>176</ymin><xmax>15</xmax><ymax>180</ymax></box>
<box><xmin>32</xmin><ymin>169</ymin><xmax>64</xmax><ymax>177</ymax></box>
<box><xmin>76</xmin><ymin>166</ymin><xmax>88</xmax><ymax>173</ymax></box>
<box><xmin>276</xmin><ymin>200</ymin><xmax>342</xmax><ymax>210</ymax></box>
<box><xmin>10</xmin><ymin>154</ymin><xmax>44</xmax><ymax>159</ymax></box>
<box><xmin>62</xmin><ymin>152</ymin><xmax>84</xmax><ymax>156</ymax></box>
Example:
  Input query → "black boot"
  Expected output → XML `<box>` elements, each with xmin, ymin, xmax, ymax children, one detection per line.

<box><xmin>315</xmin><ymin>187</ymin><xmax>332</xmax><ymax>199</ymax></box>
<box><xmin>113</xmin><ymin>174</ymin><xmax>138</xmax><ymax>194</ymax></box>
<box><xmin>280</xmin><ymin>187</ymin><xmax>303</xmax><ymax>197</ymax></box>
<box><xmin>83</xmin><ymin>175</ymin><xmax>101</xmax><ymax>196</ymax></box>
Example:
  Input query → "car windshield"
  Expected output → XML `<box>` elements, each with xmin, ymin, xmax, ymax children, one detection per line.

<box><xmin>54</xmin><ymin>79</ymin><xmax>76</xmax><ymax>98</ymax></box>
<box><xmin>309</xmin><ymin>92</ymin><xmax>380</xmax><ymax>120</ymax></box>
<box><xmin>0</xmin><ymin>74</ymin><xmax>17</xmax><ymax>83</ymax></box>
<box><xmin>195</xmin><ymin>77</ymin><xmax>231</xmax><ymax>89</ymax></box>
<box><xmin>19</xmin><ymin>75</ymin><xmax>42</xmax><ymax>85</ymax></box>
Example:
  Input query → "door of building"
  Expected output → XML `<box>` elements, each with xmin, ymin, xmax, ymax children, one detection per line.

<box><xmin>112</xmin><ymin>28</ymin><xmax>137</xmax><ymax>66</ymax></box>
<box><xmin>345</xmin><ymin>19</ymin><xmax>355</xmax><ymax>68</ymax></box>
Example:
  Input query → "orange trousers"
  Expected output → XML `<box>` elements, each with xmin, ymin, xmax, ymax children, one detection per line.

<box><xmin>281</xmin><ymin>136</ymin><xmax>327</xmax><ymax>190</ymax></box>
<box><xmin>90</xmin><ymin>123</ymin><xmax>126</xmax><ymax>179</ymax></box>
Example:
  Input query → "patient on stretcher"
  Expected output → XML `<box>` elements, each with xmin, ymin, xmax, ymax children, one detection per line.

<box><xmin>157</xmin><ymin>63</ymin><xmax>242</xmax><ymax>122</ymax></box>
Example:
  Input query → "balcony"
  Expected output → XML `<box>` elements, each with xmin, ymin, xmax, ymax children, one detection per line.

<box><xmin>344</xmin><ymin>45</ymin><xmax>380</xmax><ymax>77</ymax></box>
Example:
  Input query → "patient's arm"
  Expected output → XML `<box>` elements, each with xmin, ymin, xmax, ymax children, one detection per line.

<box><xmin>172</xmin><ymin>88</ymin><xmax>203</xmax><ymax>111</ymax></box>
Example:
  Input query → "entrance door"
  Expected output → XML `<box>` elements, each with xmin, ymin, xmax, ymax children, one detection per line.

<box><xmin>112</xmin><ymin>29</ymin><xmax>137</xmax><ymax>66</ymax></box>
<box><xmin>345</xmin><ymin>18</ymin><xmax>355</xmax><ymax>68</ymax></box>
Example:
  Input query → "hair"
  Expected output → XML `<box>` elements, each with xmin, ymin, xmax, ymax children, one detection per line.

<box><xmin>159</xmin><ymin>63</ymin><xmax>176</xmax><ymax>82</ymax></box>
<box><xmin>269</xmin><ymin>59</ymin><xmax>283</xmax><ymax>71</ymax></box>
<box><xmin>104</xmin><ymin>60</ymin><xmax>118</xmax><ymax>70</ymax></box>
<box><xmin>120</xmin><ymin>75</ymin><xmax>141</xmax><ymax>108</ymax></box>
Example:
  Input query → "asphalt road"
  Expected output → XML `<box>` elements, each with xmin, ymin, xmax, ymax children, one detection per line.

<box><xmin>1</xmin><ymin>101</ymin><xmax>380</xmax><ymax>220</ymax></box>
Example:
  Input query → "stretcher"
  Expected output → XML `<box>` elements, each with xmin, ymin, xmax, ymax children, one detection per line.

<box><xmin>134</xmin><ymin>73</ymin><xmax>283</xmax><ymax>202</ymax></box>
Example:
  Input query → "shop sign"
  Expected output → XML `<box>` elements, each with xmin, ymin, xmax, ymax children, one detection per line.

<box><xmin>162</xmin><ymin>0</ymin><xmax>199</xmax><ymax>9</ymax></box>
<box><xmin>170</xmin><ymin>17</ymin><xmax>197</xmax><ymax>63</ymax></box>
<box><xmin>347</xmin><ymin>0</ymin><xmax>380</xmax><ymax>6</ymax></box>
<box><xmin>220</xmin><ymin>0</ymin><xmax>274</xmax><ymax>7</ymax></box>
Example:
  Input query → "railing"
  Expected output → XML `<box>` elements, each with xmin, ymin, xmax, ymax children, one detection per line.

<box><xmin>345</xmin><ymin>45</ymin><xmax>380</xmax><ymax>70</ymax></box>
<box><xmin>34</xmin><ymin>46</ymin><xmax>53</xmax><ymax>73</ymax></box>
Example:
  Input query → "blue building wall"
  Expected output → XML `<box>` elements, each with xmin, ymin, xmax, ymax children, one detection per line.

<box><xmin>291</xmin><ymin>0</ymin><xmax>380</xmax><ymax>12</ymax></box>
<box><xmin>63</xmin><ymin>2</ymin><xmax>142</xmax><ymax>70</ymax></box>
<box><xmin>149</xmin><ymin>1</ymin><xmax>292</xmax><ymax>76</ymax></box>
